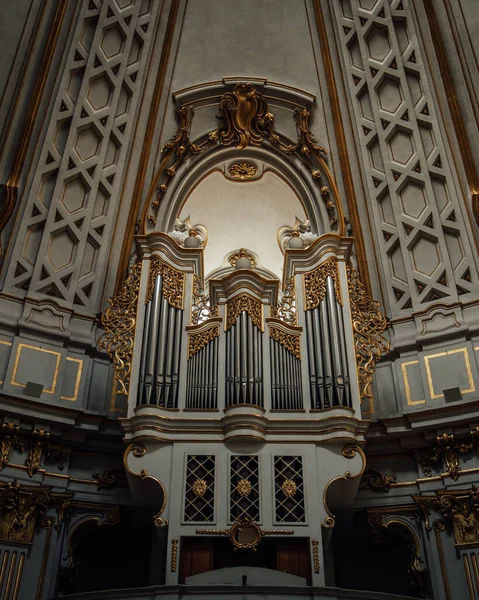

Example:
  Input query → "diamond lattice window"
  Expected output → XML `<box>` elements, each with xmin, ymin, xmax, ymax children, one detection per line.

<box><xmin>274</xmin><ymin>456</ymin><xmax>305</xmax><ymax>523</ymax></box>
<box><xmin>230</xmin><ymin>455</ymin><xmax>260</xmax><ymax>522</ymax></box>
<box><xmin>184</xmin><ymin>455</ymin><xmax>215</xmax><ymax>522</ymax></box>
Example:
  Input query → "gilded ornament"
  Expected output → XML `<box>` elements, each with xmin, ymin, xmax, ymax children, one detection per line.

<box><xmin>0</xmin><ymin>422</ymin><xmax>20</xmax><ymax>471</ymax></box>
<box><xmin>191</xmin><ymin>275</ymin><xmax>218</xmax><ymax>325</ymax></box>
<box><xmin>146</xmin><ymin>256</ymin><xmax>185</xmax><ymax>309</ymax></box>
<box><xmin>188</xmin><ymin>324</ymin><xmax>220</xmax><ymax>359</ymax></box>
<box><xmin>269</xmin><ymin>326</ymin><xmax>300</xmax><ymax>359</ymax></box>
<box><xmin>347</xmin><ymin>266</ymin><xmax>389</xmax><ymax>408</ymax></box>
<box><xmin>141</xmin><ymin>83</ymin><xmax>344</xmax><ymax>238</ymax></box>
<box><xmin>237</xmin><ymin>479</ymin><xmax>252</xmax><ymax>497</ymax></box>
<box><xmin>26</xmin><ymin>429</ymin><xmax>50</xmax><ymax>477</ymax></box>
<box><xmin>226</xmin><ymin>294</ymin><xmax>263</xmax><ymax>331</ymax></box>
<box><xmin>98</xmin><ymin>261</ymin><xmax>142</xmax><ymax>395</ymax></box>
<box><xmin>311</xmin><ymin>540</ymin><xmax>320</xmax><ymax>573</ymax></box>
<box><xmin>229</xmin><ymin>517</ymin><xmax>263</xmax><ymax>550</ymax></box>
<box><xmin>171</xmin><ymin>539</ymin><xmax>178</xmax><ymax>572</ymax></box>
<box><xmin>228</xmin><ymin>248</ymin><xmax>257</xmax><ymax>269</ymax></box>
<box><xmin>192</xmin><ymin>479</ymin><xmax>207</xmax><ymax>497</ymax></box>
<box><xmin>144</xmin><ymin>105</ymin><xmax>214</xmax><ymax>230</ymax></box>
<box><xmin>281</xmin><ymin>479</ymin><xmax>297</xmax><ymax>497</ymax></box>
<box><xmin>93</xmin><ymin>468</ymin><xmax>127</xmax><ymax>491</ymax></box>
<box><xmin>0</xmin><ymin>479</ymin><xmax>72</xmax><ymax>541</ymax></box>
<box><xmin>216</xmin><ymin>83</ymin><xmax>276</xmax><ymax>149</ymax></box>
<box><xmin>270</xmin><ymin>276</ymin><xmax>297</xmax><ymax>326</ymax></box>
<box><xmin>304</xmin><ymin>257</ymin><xmax>342</xmax><ymax>311</ymax></box>
<box><xmin>228</xmin><ymin>162</ymin><xmax>258</xmax><ymax>180</ymax></box>
<box><xmin>196</xmin><ymin>520</ymin><xmax>293</xmax><ymax>551</ymax></box>
<box><xmin>415</xmin><ymin>486</ymin><xmax>479</xmax><ymax>546</ymax></box>
<box><xmin>432</xmin><ymin>433</ymin><xmax>460</xmax><ymax>480</ymax></box>
<box><xmin>362</xmin><ymin>469</ymin><xmax>397</xmax><ymax>493</ymax></box>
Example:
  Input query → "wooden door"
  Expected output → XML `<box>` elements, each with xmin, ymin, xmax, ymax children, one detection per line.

<box><xmin>276</xmin><ymin>539</ymin><xmax>311</xmax><ymax>584</ymax></box>
<box><xmin>179</xmin><ymin>538</ymin><xmax>214</xmax><ymax>583</ymax></box>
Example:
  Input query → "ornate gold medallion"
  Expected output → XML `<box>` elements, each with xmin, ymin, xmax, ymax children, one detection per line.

<box><xmin>192</xmin><ymin>479</ymin><xmax>207</xmax><ymax>497</ymax></box>
<box><xmin>228</xmin><ymin>162</ymin><xmax>257</xmax><ymax>180</ymax></box>
<box><xmin>237</xmin><ymin>479</ymin><xmax>252</xmax><ymax>497</ymax></box>
<box><xmin>281</xmin><ymin>479</ymin><xmax>297</xmax><ymax>497</ymax></box>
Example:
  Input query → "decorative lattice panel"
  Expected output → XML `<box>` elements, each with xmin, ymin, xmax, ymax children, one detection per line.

<box><xmin>230</xmin><ymin>455</ymin><xmax>260</xmax><ymax>522</ymax></box>
<box><xmin>274</xmin><ymin>456</ymin><xmax>305</xmax><ymax>523</ymax></box>
<box><xmin>5</xmin><ymin>0</ymin><xmax>159</xmax><ymax>312</ymax></box>
<box><xmin>331</xmin><ymin>0</ymin><xmax>479</xmax><ymax>315</ymax></box>
<box><xmin>184</xmin><ymin>455</ymin><xmax>215</xmax><ymax>522</ymax></box>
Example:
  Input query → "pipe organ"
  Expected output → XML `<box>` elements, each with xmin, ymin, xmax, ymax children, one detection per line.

<box><xmin>126</xmin><ymin>235</ymin><xmax>361</xmax><ymax>415</ymax></box>
<box><xmin>115</xmin><ymin>231</ymin><xmax>386</xmax><ymax>585</ymax></box>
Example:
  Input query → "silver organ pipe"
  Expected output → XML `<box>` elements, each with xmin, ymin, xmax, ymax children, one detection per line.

<box><xmin>138</xmin><ymin>275</ymin><xmax>183</xmax><ymax>408</ymax></box>
<box><xmin>186</xmin><ymin>335</ymin><xmax>219</xmax><ymax>410</ymax></box>
<box><xmin>225</xmin><ymin>312</ymin><xmax>263</xmax><ymax>407</ymax></box>
<box><xmin>270</xmin><ymin>337</ymin><xmax>303</xmax><ymax>410</ymax></box>
<box><xmin>306</xmin><ymin>276</ymin><xmax>351</xmax><ymax>409</ymax></box>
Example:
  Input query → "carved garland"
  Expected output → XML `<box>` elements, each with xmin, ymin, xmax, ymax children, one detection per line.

<box><xmin>303</xmin><ymin>257</ymin><xmax>342</xmax><ymax>311</ymax></box>
<box><xmin>269</xmin><ymin>326</ymin><xmax>300</xmax><ymax>359</ymax></box>
<box><xmin>146</xmin><ymin>256</ymin><xmax>185</xmax><ymax>309</ymax></box>
<box><xmin>347</xmin><ymin>266</ymin><xmax>389</xmax><ymax>408</ymax></box>
<box><xmin>226</xmin><ymin>294</ymin><xmax>263</xmax><ymax>331</ymax></box>
<box><xmin>99</xmin><ymin>262</ymin><xmax>142</xmax><ymax>396</ymax></box>
<box><xmin>188</xmin><ymin>324</ymin><xmax>220</xmax><ymax>359</ymax></box>
<box><xmin>141</xmin><ymin>83</ymin><xmax>345</xmax><ymax>235</ymax></box>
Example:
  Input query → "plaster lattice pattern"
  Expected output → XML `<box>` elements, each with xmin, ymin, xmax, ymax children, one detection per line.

<box><xmin>5</xmin><ymin>0</ymin><xmax>158</xmax><ymax>311</ymax></box>
<box><xmin>332</xmin><ymin>0</ymin><xmax>478</xmax><ymax>315</ymax></box>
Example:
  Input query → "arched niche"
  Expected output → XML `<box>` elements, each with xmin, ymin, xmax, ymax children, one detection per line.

<box><xmin>153</xmin><ymin>146</ymin><xmax>330</xmax><ymax>279</ymax></box>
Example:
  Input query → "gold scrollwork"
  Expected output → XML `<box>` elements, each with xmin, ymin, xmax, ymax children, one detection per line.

<box><xmin>123</xmin><ymin>443</ymin><xmax>167</xmax><ymax>528</ymax></box>
<box><xmin>269</xmin><ymin>326</ymin><xmax>300</xmax><ymax>359</ymax></box>
<box><xmin>99</xmin><ymin>262</ymin><xmax>142</xmax><ymax>396</ymax></box>
<box><xmin>347</xmin><ymin>266</ymin><xmax>389</xmax><ymax>411</ymax></box>
<box><xmin>226</xmin><ymin>294</ymin><xmax>263</xmax><ymax>331</ymax></box>
<box><xmin>191</xmin><ymin>275</ymin><xmax>218</xmax><ymax>325</ymax></box>
<box><xmin>26</xmin><ymin>429</ymin><xmax>50</xmax><ymax>478</ymax></box>
<box><xmin>322</xmin><ymin>445</ymin><xmax>366</xmax><ymax>529</ymax></box>
<box><xmin>0</xmin><ymin>480</ymin><xmax>73</xmax><ymax>544</ymax></box>
<box><xmin>361</xmin><ymin>469</ymin><xmax>397</xmax><ymax>493</ymax></box>
<box><xmin>0</xmin><ymin>422</ymin><xmax>20</xmax><ymax>471</ymax></box>
<box><xmin>141</xmin><ymin>84</ymin><xmax>345</xmax><ymax>237</ymax></box>
<box><xmin>146</xmin><ymin>256</ymin><xmax>185</xmax><ymax>309</ymax></box>
<box><xmin>228</xmin><ymin>162</ymin><xmax>258</xmax><ymax>180</ymax></box>
<box><xmin>311</xmin><ymin>540</ymin><xmax>320</xmax><ymax>573</ymax></box>
<box><xmin>304</xmin><ymin>257</ymin><xmax>342</xmax><ymax>311</ymax></box>
<box><xmin>188</xmin><ymin>324</ymin><xmax>220</xmax><ymax>359</ymax></box>
<box><xmin>171</xmin><ymin>539</ymin><xmax>178</xmax><ymax>572</ymax></box>
<box><xmin>270</xmin><ymin>276</ymin><xmax>297</xmax><ymax>326</ymax></box>
<box><xmin>414</xmin><ymin>486</ymin><xmax>479</xmax><ymax>546</ymax></box>
<box><xmin>217</xmin><ymin>84</ymin><xmax>275</xmax><ymax>149</ymax></box>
